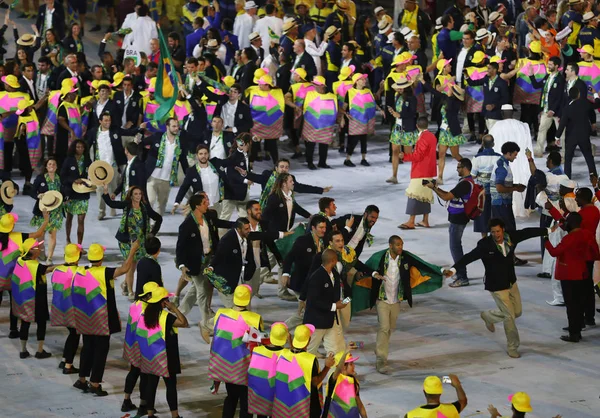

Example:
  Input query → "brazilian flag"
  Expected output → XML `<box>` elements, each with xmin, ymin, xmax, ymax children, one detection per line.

<box><xmin>155</xmin><ymin>27</ymin><xmax>179</xmax><ymax>122</ymax></box>
<box><xmin>275</xmin><ymin>224</ymin><xmax>306</xmax><ymax>260</ymax></box>
<box><xmin>351</xmin><ymin>250</ymin><xmax>444</xmax><ymax>315</ymax></box>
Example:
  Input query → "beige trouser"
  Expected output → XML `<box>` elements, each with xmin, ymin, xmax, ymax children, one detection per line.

<box><xmin>375</xmin><ymin>300</ymin><xmax>401</xmax><ymax>365</ymax></box>
<box><xmin>484</xmin><ymin>283</ymin><xmax>523</xmax><ymax>352</ymax></box>
<box><xmin>179</xmin><ymin>271</ymin><xmax>213</xmax><ymax>330</ymax></box>
<box><xmin>96</xmin><ymin>164</ymin><xmax>120</xmax><ymax>216</ymax></box>
<box><xmin>486</xmin><ymin>118</ymin><xmax>499</xmax><ymax>131</ymax></box>
<box><xmin>307</xmin><ymin>319</ymin><xmax>345</xmax><ymax>356</ymax></box>
<box><xmin>339</xmin><ymin>301</ymin><xmax>352</xmax><ymax>333</ymax></box>
<box><xmin>147</xmin><ymin>176</ymin><xmax>171</xmax><ymax>215</ymax></box>
<box><xmin>219</xmin><ymin>291</ymin><xmax>234</xmax><ymax>309</ymax></box>
<box><xmin>284</xmin><ymin>291</ymin><xmax>304</xmax><ymax>329</ymax></box>
<box><xmin>249</xmin><ymin>265</ymin><xmax>262</xmax><ymax>297</ymax></box>
<box><xmin>220</xmin><ymin>197</ymin><xmax>249</xmax><ymax>220</ymax></box>
<box><xmin>536</xmin><ymin>113</ymin><xmax>563</xmax><ymax>157</ymax></box>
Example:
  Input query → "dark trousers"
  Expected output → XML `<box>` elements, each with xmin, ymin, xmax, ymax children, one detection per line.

<box><xmin>249</xmin><ymin>141</ymin><xmax>262</xmax><ymax>162</ymax></box>
<box><xmin>305</xmin><ymin>142</ymin><xmax>328</xmax><ymax>165</ymax></box>
<box><xmin>79</xmin><ymin>334</ymin><xmax>110</xmax><ymax>383</ymax></box>
<box><xmin>520</xmin><ymin>103</ymin><xmax>540</xmax><ymax>135</ymax></box>
<box><xmin>584</xmin><ymin>262</ymin><xmax>596</xmax><ymax>323</ymax></box>
<box><xmin>338</xmin><ymin>116</ymin><xmax>348</xmax><ymax>150</ymax></box>
<box><xmin>561</xmin><ymin>279</ymin><xmax>586</xmax><ymax>336</ymax></box>
<box><xmin>223</xmin><ymin>383</ymin><xmax>250</xmax><ymax>418</ymax></box>
<box><xmin>19</xmin><ymin>319</ymin><xmax>47</xmax><ymax>341</ymax></box>
<box><xmin>145</xmin><ymin>374</ymin><xmax>178</xmax><ymax>412</ymax></box>
<box><xmin>263</xmin><ymin>139</ymin><xmax>279</xmax><ymax>164</ymax></box>
<box><xmin>347</xmin><ymin>134</ymin><xmax>367</xmax><ymax>156</ymax></box>
<box><xmin>124</xmin><ymin>365</ymin><xmax>147</xmax><ymax>396</ymax></box>
<box><xmin>467</xmin><ymin>112</ymin><xmax>486</xmax><ymax>135</ymax></box>
<box><xmin>564</xmin><ymin>138</ymin><xmax>597</xmax><ymax>178</ymax></box>
<box><xmin>63</xmin><ymin>327</ymin><xmax>80</xmax><ymax>364</ymax></box>
<box><xmin>13</xmin><ymin>137</ymin><xmax>33</xmax><ymax>181</ymax></box>
<box><xmin>6</xmin><ymin>291</ymin><xmax>18</xmax><ymax>331</ymax></box>
<box><xmin>491</xmin><ymin>203</ymin><xmax>516</xmax><ymax>231</ymax></box>
<box><xmin>540</xmin><ymin>214</ymin><xmax>553</xmax><ymax>258</ymax></box>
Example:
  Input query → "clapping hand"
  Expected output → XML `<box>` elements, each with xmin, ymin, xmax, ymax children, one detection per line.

<box><xmin>324</xmin><ymin>352</ymin><xmax>335</xmax><ymax>368</ymax></box>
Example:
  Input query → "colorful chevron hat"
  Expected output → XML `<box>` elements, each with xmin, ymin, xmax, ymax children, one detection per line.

<box><xmin>338</xmin><ymin>65</ymin><xmax>355</xmax><ymax>81</ymax></box>
<box><xmin>334</xmin><ymin>351</ymin><xmax>359</xmax><ymax>366</ymax></box>
<box><xmin>21</xmin><ymin>238</ymin><xmax>43</xmax><ymax>256</ymax></box>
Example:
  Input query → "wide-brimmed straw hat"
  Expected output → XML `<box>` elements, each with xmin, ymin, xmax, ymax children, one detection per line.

<box><xmin>17</xmin><ymin>33</ymin><xmax>36</xmax><ymax>46</ymax></box>
<box><xmin>72</xmin><ymin>178</ymin><xmax>96</xmax><ymax>194</ymax></box>
<box><xmin>0</xmin><ymin>181</ymin><xmax>18</xmax><ymax>205</ymax></box>
<box><xmin>88</xmin><ymin>160</ymin><xmax>115</xmax><ymax>186</ymax></box>
<box><xmin>38</xmin><ymin>191</ymin><xmax>63</xmax><ymax>212</ymax></box>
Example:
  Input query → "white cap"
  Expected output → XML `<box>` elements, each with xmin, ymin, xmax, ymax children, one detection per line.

<box><xmin>501</xmin><ymin>104</ymin><xmax>513</xmax><ymax>111</ymax></box>
<box><xmin>249</xmin><ymin>32</ymin><xmax>261</xmax><ymax>42</ymax></box>
<box><xmin>374</xmin><ymin>6</ymin><xmax>384</xmax><ymax>15</ymax></box>
<box><xmin>559</xmin><ymin>178</ymin><xmax>577</xmax><ymax>189</ymax></box>
<box><xmin>459</xmin><ymin>24</ymin><xmax>470</xmax><ymax>32</ymax></box>
<box><xmin>475</xmin><ymin>28</ymin><xmax>491</xmax><ymax>41</ymax></box>
<box><xmin>435</xmin><ymin>16</ymin><xmax>443</xmax><ymax>30</ymax></box>
<box><xmin>400</xmin><ymin>27</ymin><xmax>414</xmax><ymax>38</ymax></box>
<box><xmin>244</xmin><ymin>1</ymin><xmax>258</xmax><ymax>10</ymax></box>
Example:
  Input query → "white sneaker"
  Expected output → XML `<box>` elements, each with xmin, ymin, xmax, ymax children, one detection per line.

<box><xmin>546</xmin><ymin>299</ymin><xmax>565</xmax><ymax>306</ymax></box>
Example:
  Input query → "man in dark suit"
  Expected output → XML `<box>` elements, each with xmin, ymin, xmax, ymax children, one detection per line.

<box><xmin>56</xmin><ymin>54</ymin><xmax>82</xmax><ymax>92</ymax></box>
<box><xmin>221</xmin><ymin>134</ymin><xmax>251</xmax><ymax>221</ymax></box>
<box><xmin>332</xmin><ymin>205</ymin><xmax>380</xmax><ymax>258</ymax></box>
<box><xmin>556</xmin><ymin>87</ymin><xmax>597</xmax><ymax>178</ymax></box>
<box><xmin>529</xmin><ymin>56</ymin><xmax>564</xmax><ymax>156</ymax></box>
<box><xmin>88</xmin><ymin>84</ymin><xmax>119</xmax><ymax>131</ymax></box>
<box><xmin>134</xmin><ymin>237</ymin><xmax>163</xmax><ymax>297</ymax></box>
<box><xmin>176</xmin><ymin>193</ymin><xmax>233</xmax><ymax>335</ymax></box>
<box><xmin>563</xmin><ymin>62</ymin><xmax>588</xmax><ymax>105</ymax></box>
<box><xmin>19</xmin><ymin>63</ymin><xmax>38</xmax><ymax>102</ymax></box>
<box><xmin>464</xmin><ymin>61</ymin><xmax>509</xmax><ymax>129</ymax></box>
<box><xmin>113</xmin><ymin>142</ymin><xmax>146</xmax><ymax>199</ymax></box>
<box><xmin>249</xmin><ymin>32</ymin><xmax>265</xmax><ymax>66</ymax></box>
<box><xmin>238</xmin><ymin>48</ymin><xmax>258</xmax><ymax>92</ymax></box>
<box><xmin>113</xmin><ymin>76</ymin><xmax>142</xmax><ymax>133</ymax></box>
<box><xmin>291</xmin><ymin>39</ymin><xmax>317</xmax><ymax>81</ymax></box>
<box><xmin>301</xmin><ymin>249</ymin><xmax>345</xmax><ymax>355</ymax></box>
<box><xmin>340</xmin><ymin>42</ymin><xmax>361</xmax><ymax>74</ymax></box>
<box><xmin>214</xmin><ymin>84</ymin><xmax>253</xmax><ymax>139</ymax></box>
<box><xmin>35</xmin><ymin>0</ymin><xmax>65</xmax><ymax>40</ymax></box>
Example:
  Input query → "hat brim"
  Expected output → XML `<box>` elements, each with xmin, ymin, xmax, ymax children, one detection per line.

<box><xmin>17</xmin><ymin>38</ymin><xmax>36</xmax><ymax>47</ymax></box>
<box><xmin>72</xmin><ymin>180</ymin><xmax>96</xmax><ymax>194</ymax></box>
<box><xmin>378</xmin><ymin>24</ymin><xmax>392</xmax><ymax>34</ymax></box>
<box><xmin>0</xmin><ymin>182</ymin><xmax>16</xmax><ymax>205</ymax></box>
<box><xmin>88</xmin><ymin>161</ymin><xmax>115</xmax><ymax>186</ymax></box>
<box><xmin>392</xmin><ymin>82</ymin><xmax>413</xmax><ymax>90</ymax></box>
<box><xmin>38</xmin><ymin>191</ymin><xmax>63</xmax><ymax>212</ymax></box>
<box><xmin>2</xmin><ymin>76</ymin><xmax>20</xmax><ymax>89</ymax></box>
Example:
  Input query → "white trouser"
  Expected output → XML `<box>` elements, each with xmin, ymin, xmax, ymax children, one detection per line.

<box><xmin>536</xmin><ymin>112</ymin><xmax>563</xmax><ymax>157</ymax></box>
<box><xmin>147</xmin><ymin>176</ymin><xmax>171</xmax><ymax>215</ymax></box>
<box><xmin>543</xmin><ymin>226</ymin><xmax>566</xmax><ymax>303</ymax></box>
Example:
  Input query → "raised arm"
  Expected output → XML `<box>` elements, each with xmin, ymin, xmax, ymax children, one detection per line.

<box><xmin>102</xmin><ymin>192</ymin><xmax>127</xmax><ymax>209</ymax></box>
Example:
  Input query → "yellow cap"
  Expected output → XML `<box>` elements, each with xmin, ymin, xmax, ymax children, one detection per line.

<box><xmin>423</xmin><ymin>376</ymin><xmax>443</xmax><ymax>395</ymax></box>
<box><xmin>510</xmin><ymin>392</ymin><xmax>533</xmax><ymax>412</ymax></box>
<box><xmin>334</xmin><ymin>351</ymin><xmax>359</xmax><ymax>367</ymax></box>
<box><xmin>338</xmin><ymin>65</ymin><xmax>355</xmax><ymax>81</ymax></box>
<box><xmin>529</xmin><ymin>40</ymin><xmax>542</xmax><ymax>54</ymax></box>
<box><xmin>233</xmin><ymin>284</ymin><xmax>252</xmax><ymax>307</ymax></box>
<box><xmin>258</xmin><ymin>74</ymin><xmax>274</xmax><ymax>87</ymax></box>
<box><xmin>2</xmin><ymin>75</ymin><xmax>20</xmax><ymax>89</ymax></box>
<box><xmin>436</xmin><ymin>58</ymin><xmax>452</xmax><ymax>72</ymax></box>
<box><xmin>472</xmin><ymin>51</ymin><xmax>487</xmax><ymax>64</ymax></box>
<box><xmin>293</xmin><ymin>68</ymin><xmax>307</xmax><ymax>81</ymax></box>
<box><xmin>269</xmin><ymin>322</ymin><xmax>288</xmax><ymax>346</ymax></box>
<box><xmin>139</xmin><ymin>282</ymin><xmax>170</xmax><ymax>303</ymax></box>
<box><xmin>64</xmin><ymin>243</ymin><xmax>82</xmax><ymax>264</ymax></box>
<box><xmin>112</xmin><ymin>72</ymin><xmax>125</xmax><ymax>87</ymax></box>
<box><xmin>578</xmin><ymin>44</ymin><xmax>594</xmax><ymax>56</ymax></box>
<box><xmin>222</xmin><ymin>75</ymin><xmax>235</xmax><ymax>87</ymax></box>
<box><xmin>21</xmin><ymin>238</ymin><xmax>43</xmax><ymax>256</ymax></box>
<box><xmin>88</xmin><ymin>243</ymin><xmax>106</xmax><ymax>262</ymax></box>
<box><xmin>148</xmin><ymin>77</ymin><xmax>157</xmax><ymax>93</ymax></box>
<box><xmin>351</xmin><ymin>73</ymin><xmax>368</xmax><ymax>84</ymax></box>
<box><xmin>253</xmin><ymin>68</ymin><xmax>266</xmax><ymax>84</ymax></box>
<box><xmin>292</xmin><ymin>324</ymin><xmax>315</xmax><ymax>349</ymax></box>
<box><xmin>312</xmin><ymin>75</ymin><xmax>326</xmax><ymax>86</ymax></box>
<box><xmin>0</xmin><ymin>212</ymin><xmax>17</xmax><ymax>233</ymax></box>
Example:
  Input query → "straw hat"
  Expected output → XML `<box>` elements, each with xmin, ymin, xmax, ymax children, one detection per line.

<box><xmin>21</xmin><ymin>238</ymin><xmax>43</xmax><ymax>257</ymax></box>
<box><xmin>269</xmin><ymin>322</ymin><xmax>288</xmax><ymax>346</ymax></box>
<box><xmin>325</xmin><ymin>25</ymin><xmax>340</xmax><ymax>38</ymax></box>
<box><xmin>88</xmin><ymin>243</ymin><xmax>106</xmax><ymax>262</ymax></box>
<box><xmin>244</xmin><ymin>0</ymin><xmax>258</xmax><ymax>10</ymax></box>
<box><xmin>72</xmin><ymin>178</ymin><xmax>96</xmax><ymax>194</ymax></box>
<box><xmin>400</xmin><ymin>26</ymin><xmax>415</xmax><ymax>39</ymax></box>
<box><xmin>282</xmin><ymin>20</ymin><xmax>298</xmax><ymax>34</ymax></box>
<box><xmin>452</xmin><ymin>84</ymin><xmax>465</xmax><ymax>101</ymax></box>
<box><xmin>338</xmin><ymin>65</ymin><xmax>355</xmax><ymax>81</ymax></box>
<box><xmin>17</xmin><ymin>33</ymin><xmax>36</xmax><ymax>47</ymax></box>
<box><xmin>392</xmin><ymin>77</ymin><xmax>412</xmax><ymax>90</ymax></box>
<box><xmin>568</xmin><ymin>0</ymin><xmax>583</xmax><ymax>4</ymax></box>
<box><xmin>312</xmin><ymin>75</ymin><xmax>326</xmax><ymax>86</ymax></box>
<box><xmin>475</xmin><ymin>28</ymin><xmax>491</xmax><ymax>41</ymax></box>
<box><xmin>583</xmin><ymin>11</ymin><xmax>595</xmax><ymax>22</ymax></box>
<box><xmin>0</xmin><ymin>213</ymin><xmax>17</xmax><ymax>233</ymax></box>
<box><xmin>15</xmin><ymin>99</ymin><xmax>34</xmax><ymax>115</ymax></box>
<box><xmin>489</xmin><ymin>11</ymin><xmax>503</xmax><ymax>23</ymax></box>
<box><xmin>88</xmin><ymin>160</ymin><xmax>115</xmax><ymax>187</ymax></box>
<box><xmin>509</xmin><ymin>392</ymin><xmax>533</xmax><ymax>413</ymax></box>
<box><xmin>336</xmin><ymin>0</ymin><xmax>349</xmax><ymax>10</ymax></box>
<box><xmin>0</xmin><ymin>181</ymin><xmax>18</xmax><ymax>205</ymax></box>
<box><xmin>64</xmin><ymin>243</ymin><xmax>82</xmax><ymax>264</ymax></box>
<box><xmin>378</xmin><ymin>18</ymin><xmax>392</xmax><ymax>34</ymax></box>
<box><xmin>374</xmin><ymin>6</ymin><xmax>384</xmax><ymax>15</ymax></box>
<box><xmin>501</xmin><ymin>104</ymin><xmax>514</xmax><ymax>111</ymax></box>
<box><xmin>292</xmin><ymin>324</ymin><xmax>315</xmax><ymax>349</ymax></box>
<box><xmin>435</xmin><ymin>16</ymin><xmax>443</xmax><ymax>30</ymax></box>
<box><xmin>207</xmin><ymin>39</ymin><xmax>219</xmax><ymax>49</ymax></box>
<box><xmin>233</xmin><ymin>284</ymin><xmax>252</xmax><ymax>307</ymax></box>
<box><xmin>351</xmin><ymin>73</ymin><xmax>368</xmax><ymax>84</ymax></box>
<box><xmin>38</xmin><ymin>191</ymin><xmax>63</xmax><ymax>212</ymax></box>
<box><xmin>2</xmin><ymin>75</ymin><xmax>20</xmax><ymax>89</ymax></box>
<box><xmin>249</xmin><ymin>32</ymin><xmax>261</xmax><ymax>42</ymax></box>
<box><xmin>423</xmin><ymin>376</ymin><xmax>443</xmax><ymax>395</ymax></box>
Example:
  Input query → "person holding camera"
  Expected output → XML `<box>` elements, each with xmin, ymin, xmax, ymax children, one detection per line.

<box><xmin>424</xmin><ymin>158</ymin><xmax>475</xmax><ymax>288</ymax></box>
<box><xmin>404</xmin><ymin>375</ymin><xmax>467</xmax><ymax>418</ymax></box>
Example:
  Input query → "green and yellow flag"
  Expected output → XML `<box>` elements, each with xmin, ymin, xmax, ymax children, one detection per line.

<box><xmin>155</xmin><ymin>27</ymin><xmax>179</xmax><ymax>122</ymax></box>
<box><xmin>275</xmin><ymin>224</ymin><xmax>306</xmax><ymax>260</ymax></box>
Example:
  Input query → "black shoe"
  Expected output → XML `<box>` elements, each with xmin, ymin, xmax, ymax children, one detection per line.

<box><xmin>22</xmin><ymin>183</ymin><xmax>32</xmax><ymax>195</ymax></box>
<box><xmin>307</xmin><ymin>163</ymin><xmax>317</xmax><ymax>170</ymax></box>
<box><xmin>19</xmin><ymin>350</ymin><xmax>30</xmax><ymax>359</ymax></box>
<box><xmin>560</xmin><ymin>334</ymin><xmax>581</xmax><ymax>342</ymax></box>
<box><xmin>514</xmin><ymin>257</ymin><xmax>528</xmax><ymax>266</ymax></box>
<box><xmin>35</xmin><ymin>350</ymin><xmax>51</xmax><ymax>359</ymax></box>
<box><xmin>107</xmin><ymin>26</ymin><xmax>115</xmax><ymax>32</ymax></box>
<box><xmin>585</xmin><ymin>319</ymin><xmax>596</xmax><ymax>326</ymax></box>
<box><xmin>58</xmin><ymin>361</ymin><xmax>65</xmax><ymax>369</ymax></box>
<box><xmin>63</xmin><ymin>366</ymin><xmax>79</xmax><ymax>374</ymax></box>
<box><xmin>338</xmin><ymin>147</ymin><xmax>345</xmax><ymax>153</ymax></box>
<box><xmin>468</xmin><ymin>134</ymin><xmax>478</xmax><ymax>142</ymax></box>
<box><xmin>291</xmin><ymin>152</ymin><xmax>302</xmax><ymax>159</ymax></box>
<box><xmin>360</xmin><ymin>159</ymin><xmax>370</xmax><ymax>167</ymax></box>
<box><xmin>562</xmin><ymin>325</ymin><xmax>586</xmax><ymax>331</ymax></box>
<box><xmin>597</xmin><ymin>308</ymin><xmax>600</xmax><ymax>313</ymax></box>
<box><xmin>73</xmin><ymin>380</ymin><xmax>89</xmax><ymax>392</ymax></box>
<box><xmin>137</xmin><ymin>405</ymin><xmax>148</xmax><ymax>417</ymax></box>
<box><xmin>344</xmin><ymin>160</ymin><xmax>355</xmax><ymax>167</ymax></box>
<box><xmin>121</xmin><ymin>398</ymin><xmax>138</xmax><ymax>412</ymax></box>
<box><xmin>89</xmin><ymin>384</ymin><xmax>108</xmax><ymax>397</ymax></box>
<box><xmin>317</xmin><ymin>163</ymin><xmax>332</xmax><ymax>169</ymax></box>
<box><xmin>536</xmin><ymin>272</ymin><xmax>551</xmax><ymax>279</ymax></box>
<box><xmin>8</xmin><ymin>330</ymin><xmax>19</xmax><ymax>339</ymax></box>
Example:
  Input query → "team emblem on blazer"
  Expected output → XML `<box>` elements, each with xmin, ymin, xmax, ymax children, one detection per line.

<box><xmin>116</xmin><ymin>100</ymin><xmax>121</xmax><ymax>104</ymax></box>
<box><xmin>307</xmin><ymin>248</ymin><xmax>312</xmax><ymax>253</ymax></box>
<box><xmin>71</xmin><ymin>166</ymin><xmax>76</xmax><ymax>170</ymax></box>
<box><xmin>131</xmin><ymin>170</ymin><xmax>135</xmax><ymax>175</ymax></box>
<box><xmin>193</xmin><ymin>178</ymin><xmax>197</xmax><ymax>182</ymax></box>
<box><xmin>191</xmin><ymin>233</ymin><xmax>196</xmax><ymax>237</ymax></box>
<box><xmin>494</xmin><ymin>87</ymin><xmax>498</xmax><ymax>92</ymax></box>
<box><xmin>233</xmin><ymin>249</ymin><xmax>238</xmax><ymax>254</ymax></box>
<box><xmin>41</xmin><ymin>182</ymin><xmax>45</xmax><ymax>187</ymax></box>
<box><xmin>240</xmin><ymin>162</ymin><xmax>245</xmax><ymax>167</ymax></box>
<box><xmin>238</xmin><ymin>114</ymin><xmax>242</xmax><ymax>119</ymax></box>
<box><xmin>279</xmin><ymin>203</ymin><xmax>283</xmax><ymax>207</ymax></box>
<box><xmin>404</xmin><ymin>263</ymin><xmax>408</xmax><ymax>269</ymax></box>
<box><xmin>324</xmin><ymin>283</ymin><xmax>329</xmax><ymax>288</ymax></box>
<box><xmin>114</xmin><ymin>134</ymin><xmax>118</xmax><ymax>139</ymax></box>
<box><xmin>155</xmin><ymin>143</ymin><xmax>159</xmax><ymax>147</ymax></box>
<box><xmin>132</xmin><ymin>102</ymin><xmax>137</xmax><ymax>107</ymax></box>
<box><xmin>227</xmin><ymin>142</ymin><xmax>231</xmax><ymax>147</ymax></box>
<box><xmin>553</xmin><ymin>83</ymin><xmax>557</xmax><ymax>88</ymax></box>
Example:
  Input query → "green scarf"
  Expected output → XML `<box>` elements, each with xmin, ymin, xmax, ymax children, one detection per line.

<box><xmin>260</xmin><ymin>171</ymin><xmax>278</xmax><ymax>210</ymax></box>
<box><xmin>496</xmin><ymin>233</ymin><xmax>513</xmax><ymax>255</ymax></box>
<box><xmin>196</xmin><ymin>162</ymin><xmax>225</xmax><ymax>202</ymax></box>
<box><xmin>155</xmin><ymin>133</ymin><xmax>182</xmax><ymax>186</ymax></box>
<box><xmin>379</xmin><ymin>250</ymin><xmax>404</xmax><ymax>302</ymax></box>
<box><xmin>363</xmin><ymin>217</ymin><xmax>374</xmax><ymax>247</ymax></box>
<box><xmin>312</xmin><ymin>232</ymin><xmax>324</xmax><ymax>253</ymax></box>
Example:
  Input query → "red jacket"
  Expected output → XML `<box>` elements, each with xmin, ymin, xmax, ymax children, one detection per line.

<box><xmin>545</xmin><ymin>229</ymin><xmax>600</xmax><ymax>281</ymax></box>
<box><xmin>548</xmin><ymin>204</ymin><xmax>600</xmax><ymax>235</ymax></box>
<box><xmin>403</xmin><ymin>130</ymin><xmax>437</xmax><ymax>178</ymax></box>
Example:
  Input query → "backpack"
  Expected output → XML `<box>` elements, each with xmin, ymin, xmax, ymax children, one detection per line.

<box><xmin>461</xmin><ymin>178</ymin><xmax>485</xmax><ymax>220</ymax></box>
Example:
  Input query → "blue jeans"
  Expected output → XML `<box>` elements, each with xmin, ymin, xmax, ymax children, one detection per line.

<box><xmin>449</xmin><ymin>222</ymin><xmax>468</xmax><ymax>282</ymax></box>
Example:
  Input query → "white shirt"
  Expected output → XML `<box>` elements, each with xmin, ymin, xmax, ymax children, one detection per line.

<box><xmin>236</xmin><ymin>230</ymin><xmax>248</xmax><ymax>282</ymax></box>
<box><xmin>328</xmin><ymin>269</ymin><xmax>338</xmax><ymax>312</ymax></box>
<box><xmin>209</xmin><ymin>132</ymin><xmax>227</xmax><ymax>160</ymax></box>
<box><xmin>121</xmin><ymin>12</ymin><xmax>138</xmax><ymax>47</ymax></box>
<box><xmin>250</xmin><ymin>222</ymin><xmax>261</xmax><ymax>267</ymax></box>
<box><xmin>121</xmin><ymin>91</ymin><xmax>134</xmax><ymax>128</ymax></box>
<box><xmin>383</xmin><ymin>253</ymin><xmax>401</xmax><ymax>304</ymax></box>
<box><xmin>348</xmin><ymin>218</ymin><xmax>365</xmax><ymax>249</ymax></box>
<box><xmin>44</xmin><ymin>7</ymin><xmax>54</xmax><ymax>32</ymax></box>
<box><xmin>221</xmin><ymin>100</ymin><xmax>238</xmax><ymax>132</ymax></box>
<box><xmin>283</xmin><ymin>190</ymin><xmax>294</xmax><ymax>230</ymax></box>
<box><xmin>131</xmin><ymin>15</ymin><xmax>158</xmax><ymax>56</ymax></box>
<box><xmin>36</xmin><ymin>72</ymin><xmax>49</xmax><ymax>99</ymax></box>
<box><xmin>97</xmin><ymin>129</ymin><xmax>115</xmax><ymax>166</ymax></box>
<box><xmin>456</xmin><ymin>47</ymin><xmax>469</xmax><ymax>83</ymax></box>
<box><xmin>234</xmin><ymin>13</ymin><xmax>255</xmax><ymax>49</ymax></box>
<box><xmin>24</xmin><ymin>77</ymin><xmax>36</xmax><ymax>101</ymax></box>
<box><xmin>96</xmin><ymin>99</ymin><xmax>109</xmax><ymax>118</ymax></box>
<box><xmin>198</xmin><ymin>216</ymin><xmax>211</xmax><ymax>254</ymax></box>
<box><xmin>199</xmin><ymin>165</ymin><xmax>220</xmax><ymax>207</ymax></box>
<box><xmin>124</xmin><ymin>156</ymin><xmax>136</xmax><ymax>191</ymax></box>
<box><xmin>254</xmin><ymin>15</ymin><xmax>283</xmax><ymax>55</ymax></box>
<box><xmin>151</xmin><ymin>138</ymin><xmax>177</xmax><ymax>181</ymax></box>
<box><xmin>304</xmin><ymin>38</ymin><xmax>327</xmax><ymax>75</ymax></box>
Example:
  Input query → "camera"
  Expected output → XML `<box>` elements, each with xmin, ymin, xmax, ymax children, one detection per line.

<box><xmin>422</xmin><ymin>179</ymin><xmax>437</xmax><ymax>186</ymax></box>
